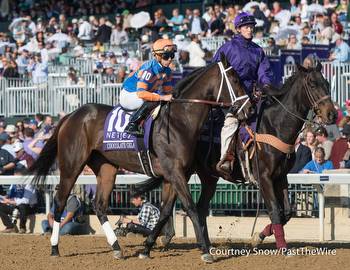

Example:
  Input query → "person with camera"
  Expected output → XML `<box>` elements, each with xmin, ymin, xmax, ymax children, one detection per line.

<box><xmin>41</xmin><ymin>185</ymin><xmax>85</xmax><ymax>235</ymax></box>
<box><xmin>0</xmin><ymin>167</ymin><xmax>37</xmax><ymax>234</ymax></box>
<box><xmin>122</xmin><ymin>194</ymin><xmax>160</xmax><ymax>237</ymax></box>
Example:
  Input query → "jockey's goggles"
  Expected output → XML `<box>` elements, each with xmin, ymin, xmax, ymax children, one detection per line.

<box><xmin>160</xmin><ymin>51</ymin><xmax>175</xmax><ymax>60</ymax></box>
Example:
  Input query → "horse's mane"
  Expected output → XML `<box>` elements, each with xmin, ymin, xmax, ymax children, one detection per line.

<box><xmin>265</xmin><ymin>71</ymin><xmax>300</xmax><ymax>97</ymax></box>
<box><xmin>173</xmin><ymin>63</ymin><xmax>216</xmax><ymax>98</ymax></box>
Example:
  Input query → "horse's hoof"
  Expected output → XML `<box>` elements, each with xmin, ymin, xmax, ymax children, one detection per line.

<box><xmin>201</xmin><ymin>253</ymin><xmax>214</xmax><ymax>263</ymax></box>
<box><xmin>160</xmin><ymin>247</ymin><xmax>169</xmax><ymax>252</ymax></box>
<box><xmin>159</xmin><ymin>236</ymin><xmax>168</xmax><ymax>246</ymax></box>
<box><xmin>251</xmin><ymin>232</ymin><xmax>263</xmax><ymax>248</ymax></box>
<box><xmin>51</xmin><ymin>245</ymin><xmax>60</xmax><ymax>257</ymax></box>
<box><xmin>50</xmin><ymin>253</ymin><xmax>60</xmax><ymax>257</ymax></box>
<box><xmin>126</xmin><ymin>232</ymin><xmax>137</xmax><ymax>239</ymax></box>
<box><xmin>138</xmin><ymin>252</ymin><xmax>150</xmax><ymax>259</ymax></box>
<box><xmin>113</xmin><ymin>250</ymin><xmax>124</xmax><ymax>259</ymax></box>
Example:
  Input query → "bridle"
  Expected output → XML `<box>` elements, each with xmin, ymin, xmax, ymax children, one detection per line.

<box><xmin>216</xmin><ymin>61</ymin><xmax>250</xmax><ymax>114</ymax></box>
<box><xmin>303</xmin><ymin>73</ymin><xmax>331</xmax><ymax>113</ymax></box>
<box><xmin>173</xmin><ymin>62</ymin><xmax>251</xmax><ymax>113</ymax></box>
<box><xmin>270</xmin><ymin>71</ymin><xmax>331</xmax><ymax>126</ymax></box>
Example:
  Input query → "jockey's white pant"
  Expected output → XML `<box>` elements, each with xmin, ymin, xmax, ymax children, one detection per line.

<box><xmin>220</xmin><ymin>113</ymin><xmax>239</xmax><ymax>160</ymax></box>
<box><xmin>119</xmin><ymin>89</ymin><xmax>144</xmax><ymax>110</ymax></box>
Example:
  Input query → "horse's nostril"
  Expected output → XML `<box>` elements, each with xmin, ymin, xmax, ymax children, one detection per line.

<box><xmin>328</xmin><ymin>111</ymin><xmax>338</xmax><ymax>123</ymax></box>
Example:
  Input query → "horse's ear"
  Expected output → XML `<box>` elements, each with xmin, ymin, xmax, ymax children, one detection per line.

<box><xmin>220</xmin><ymin>52</ymin><xmax>229</xmax><ymax>68</ymax></box>
<box><xmin>316</xmin><ymin>61</ymin><xmax>322</xmax><ymax>72</ymax></box>
<box><xmin>296</xmin><ymin>63</ymin><xmax>307</xmax><ymax>73</ymax></box>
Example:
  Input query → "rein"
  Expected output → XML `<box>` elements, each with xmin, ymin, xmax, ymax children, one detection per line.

<box><xmin>170</xmin><ymin>61</ymin><xmax>250</xmax><ymax>109</ymax></box>
<box><xmin>303</xmin><ymin>74</ymin><xmax>331</xmax><ymax>111</ymax></box>
<box><xmin>163</xmin><ymin>61</ymin><xmax>251</xmax><ymax>143</ymax></box>
<box><xmin>171</xmin><ymin>98</ymin><xmax>237</xmax><ymax>107</ymax></box>
<box><xmin>269</xmin><ymin>73</ymin><xmax>330</xmax><ymax>127</ymax></box>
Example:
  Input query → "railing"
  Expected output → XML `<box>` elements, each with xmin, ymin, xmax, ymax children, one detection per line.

<box><xmin>1</xmin><ymin>60</ymin><xmax>350</xmax><ymax>116</ymax></box>
<box><xmin>0</xmin><ymin>75</ymin><xmax>123</xmax><ymax>116</ymax></box>
<box><xmin>201</xmin><ymin>36</ymin><xmax>227</xmax><ymax>51</ymax></box>
<box><xmin>283</xmin><ymin>61</ymin><xmax>349</xmax><ymax>106</ymax></box>
<box><xmin>0</xmin><ymin>174</ymin><xmax>319</xmax><ymax>217</ymax></box>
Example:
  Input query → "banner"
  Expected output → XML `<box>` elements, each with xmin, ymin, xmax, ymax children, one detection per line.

<box><xmin>301</xmin><ymin>44</ymin><xmax>330</xmax><ymax>61</ymax></box>
<box><xmin>280</xmin><ymin>49</ymin><xmax>301</xmax><ymax>66</ymax></box>
<box><xmin>267</xmin><ymin>56</ymin><xmax>282</xmax><ymax>85</ymax></box>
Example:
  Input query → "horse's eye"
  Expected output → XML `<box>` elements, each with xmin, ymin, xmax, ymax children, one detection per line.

<box><xmin>310</xmin><ymin>80</ymin><xmax>317</xmax><ymax>87</ymax></box>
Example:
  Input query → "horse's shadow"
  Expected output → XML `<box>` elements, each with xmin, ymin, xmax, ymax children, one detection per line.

<box><xmin>63</xmin><ymin>249</ymin><xmax>111</xmax><ymax>258</ymax></box>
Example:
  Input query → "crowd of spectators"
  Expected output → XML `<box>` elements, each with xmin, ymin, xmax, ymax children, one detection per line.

<box><xmin>0</xmin><ymin>0</ymin><xmax>349</xmax><ymax>85</ymax></box>
<box><xmin>0</xmin><ymin>113</ymin><xmax>53</xmax><ymax>181</ymax></box>
<box><xmin>290</xmin><ymin>99</ymin><xmax>350</xmax><ymax>174</ymax></box>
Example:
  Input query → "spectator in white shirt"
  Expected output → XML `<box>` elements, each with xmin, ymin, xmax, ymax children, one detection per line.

<box><xmin>16</xmin><ymin>49</ymin><xmax>29</xmax><ymax>75</ymax></box>
<box><xmin>329</xmin><ymin>34</ymin><xmax>350</xmax><ymax>62</ymax></box>
<box><xmin>110</xmin><ymin>24</ymin><xmax>128</xmax><ymax>45</ymax></box>
<box><xmin>187</xmin><ymin>34</ymin><xmax>206</xmax><ymax>67</ymax></box>
<box><xmin>25</xmin><ymin>15</ymin><xmax>36</xmax><ymax>36</ymax></box>
<box><xmin>28</xmin><ymin>53</ymin><xmax>48</xmax><ymax>84</ymax></box>
<box><xmin>189</xmin><ymin>9</ymin><xmax>208</xmax><ymax>36</ymax></box>
<box><xmin>78</xmin><ymin>17</ymin><xmax>92</xmax><ymax>41</ymax></box>
<box><xmin>286</xmin><ymin>34</ymin><xmax>301</xmax><ymax>50</ymax></box>
<box><xmin>38</xmin><ymin>41</ymin><xmax>49</xmax><ymax>63</ymax></box>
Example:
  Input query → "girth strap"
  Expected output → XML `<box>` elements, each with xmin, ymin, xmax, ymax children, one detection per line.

<box><xmin>244</xmin><ymin>127</ymin><xmax>294</xmax><ymax>156</ymax></box>
<box><xmin>255</xmin><ymin>134</ymin><xmax>295</xmax><ymax>154</ymax></box>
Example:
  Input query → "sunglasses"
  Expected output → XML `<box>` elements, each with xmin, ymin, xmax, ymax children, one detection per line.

<box><xmin>160</xmin><ymin>51</ymin><xmax>175</xmax><ymax>60</ymax></box>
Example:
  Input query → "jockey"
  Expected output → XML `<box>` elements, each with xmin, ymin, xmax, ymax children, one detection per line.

<box><xmin>212</xmin><ymin>12</ymin><xmax>274</xmax><ymax>175</ymax></box>
<box><xmin>120</xmin><ymin>39</ymin><xmax>176</xmax><ymax>136</ymax></box>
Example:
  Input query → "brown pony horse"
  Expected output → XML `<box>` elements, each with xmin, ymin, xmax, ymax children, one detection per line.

<box><xmin>29</xmin><ymin>55</ymin><xmax>253</xmax><ymax>263</ymax></box>
<box><xmin>137</xmin><ymin>62</ymin><xmax>338</xmax><ymax>255</ymax></box>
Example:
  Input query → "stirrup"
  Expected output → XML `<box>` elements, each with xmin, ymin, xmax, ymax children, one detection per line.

<box><xmin>216</xmin><ymin>158</ymin><xmax>233</xmax><ymax>175</ymax></box>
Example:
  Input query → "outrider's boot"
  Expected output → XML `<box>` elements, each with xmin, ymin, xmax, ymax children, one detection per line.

<box><xmin>216</xmin><ymin>136</ymin><xmax>236</xmax><ymax>176</ymax></box>
<box><xmin>124</xmin><ymin>103</ymin><xmax>154</xmax><ymax>136</ymax></box>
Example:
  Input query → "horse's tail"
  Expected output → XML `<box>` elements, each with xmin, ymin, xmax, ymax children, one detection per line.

<box><xmin>29</xmin><ymin>114</ymin><xmax>70</xmax><ymax>185</ymax></box>
<box><xmin>131</xmin><ymin>177</ymin><xmax>164</xmax><ymax>197</ymax></box>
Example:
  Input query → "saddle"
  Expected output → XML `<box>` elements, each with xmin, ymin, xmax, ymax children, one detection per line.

<box><xmin>103</xmin><ymin>105</ymin><xmax>161</xmax><ymax>178</ymax></box>
<box><xmin>230</xmin><ymin>98</ymin><xmax>295</xmax><ymax>186</ymax></box>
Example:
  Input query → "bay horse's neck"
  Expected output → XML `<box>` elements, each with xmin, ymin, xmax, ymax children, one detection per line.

<box><xmin>162</xmin><ymin>65</ymin><xmax>220</xmax><ymax>140</ymax></box>
<box><xmin>260</xmin><ymin>77</ymin><xmax>310</xmax><ymax>145</ymax></box>
<box><xmin>174</xmin><ymin>70</ymin><xmax>216</xmax><ymax>137</ymax></box>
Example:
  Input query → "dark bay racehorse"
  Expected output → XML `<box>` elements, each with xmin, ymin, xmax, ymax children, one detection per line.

<box><xmin>137</xmin><ymin>62</ymin><xmax>337</xmax><ymax>253</ymax></box>
<box><xmin>29</xmin><ymin>55</ymin><xmax>253</xmax><ymax>263</ymax></box>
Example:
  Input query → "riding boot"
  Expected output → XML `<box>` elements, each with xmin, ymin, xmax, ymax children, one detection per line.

<box><xmin>124</xmin><ymin>102</ymin><xmax>154</xmax><ymax>136</ymax></box>
<box><xmin>216</xmin><ymin>135</ymin><xmax>236</xmax><ymax>175</ymax></box>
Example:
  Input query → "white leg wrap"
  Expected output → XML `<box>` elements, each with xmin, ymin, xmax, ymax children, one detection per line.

<box><xmin>220</xmin><ymin>114</ymin><xmax>239</xmax><ymax>159</ymax></box>
<box><xmin>50</xmin><ymin>221</ymin><xmax>60</xmax><ymax>246</ymax></box>
<box><xmin>102</xmin><ymin>221</ymin><xmax>118</xmax><ymax>246</ymax></box>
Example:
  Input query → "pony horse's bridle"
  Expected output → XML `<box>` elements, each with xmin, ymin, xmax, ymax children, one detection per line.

<box><xmin>217</xmin><ymin>61</ymin><xmax>250</xmax><ymax>115</ymax></box>
<box><xmin>303</xmin><ymin>74</ymin><xmax>331</xmax><ymax>115</ymax></box>
<box><xmin>171</xmin><ymin>62</ymin><xmax>250</xmax><ymax>115</ymax></box>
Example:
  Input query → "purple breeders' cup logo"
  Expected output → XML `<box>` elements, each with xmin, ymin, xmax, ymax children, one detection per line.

<box><xmin>103</xmin><ymin>106</ymin><xmax>137</xmax><ymax>151</ymax></box>
<box><xmin>107</xmin><ymin>106</ymin><xmax>130</xmax><ymax>132</ymax></box>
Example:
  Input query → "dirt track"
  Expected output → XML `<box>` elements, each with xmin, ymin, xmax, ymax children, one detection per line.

<box><xmin>1</xmin><ymin>234</ymin><xmax>350</xmax><ymax>270</ymax></box>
